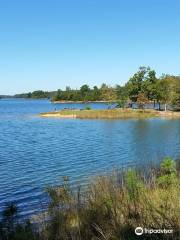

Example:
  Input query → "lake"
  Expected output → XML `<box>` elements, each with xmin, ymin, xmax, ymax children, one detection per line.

<box><xmin>0</xmin><ymin>99</ymin><xmax>180</xmax><ymax>218</ymax></box>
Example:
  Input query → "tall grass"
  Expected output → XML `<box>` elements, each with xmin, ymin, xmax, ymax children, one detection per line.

<box><xmin>0</xmin><ymin>158</ymin><xmax>180</xmax><ymax>239</ymax></box>
<box><xmin>41</xmin><ymin>108</ymin><xmax>159</xmax><ymax>119</ymax></box>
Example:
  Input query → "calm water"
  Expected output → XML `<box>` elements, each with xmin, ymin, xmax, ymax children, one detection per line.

<box><xmin>0</xmin><ymin>99</ymin><xmax>180</xmax><ymax>218</ymax></box>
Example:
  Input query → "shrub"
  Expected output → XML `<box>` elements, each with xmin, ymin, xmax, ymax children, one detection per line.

<box><xmin>157</xmin><ymin>157</ymin><xmax>178</xmax><ymax>188</ymax></box>
<box><xmin>84</xmin><ymin>105</ymin><xmax>91</xmax><ymax>110</ymax></box>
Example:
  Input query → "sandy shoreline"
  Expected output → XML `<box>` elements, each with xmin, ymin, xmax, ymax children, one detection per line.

<box><xmin>157</xmin><ymin>111</ymin><xmax>180</xmax><ymax>118</ymax></box>
<box><xmin>41</xmin><ymin>113</ymin><xmax>77</xmax><ymax>118</ymax></box>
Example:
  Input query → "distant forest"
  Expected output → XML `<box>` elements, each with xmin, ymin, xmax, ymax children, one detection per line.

<box><xmin>14</xmin><ymin>91</ymin><xmax>56</xmax><ymax>99</ymax></box>
<box><xmin>0</xmin><ymin>95</ymin><xmax>13</xmax><ymax>98</ymax></box>
<box><xmin>13</xmin><ymin>67</ymin><xmax>180</xmax><ymax>110</ymax></box>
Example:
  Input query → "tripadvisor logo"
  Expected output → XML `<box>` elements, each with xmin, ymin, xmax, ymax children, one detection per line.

<box><xmin>135</xmin><ymin>227</ymin><xmax>143</xmax><ymax>235</ymax></box>
<box><xmin>135</xmin><ymin>227</ymin><xmax>173</xmax><ymax>236</ymax></box>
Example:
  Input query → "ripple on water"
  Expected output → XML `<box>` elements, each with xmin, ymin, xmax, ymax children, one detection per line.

<box><xmin>0</xmin><ymin>100</ymin><xmax>180</xmax><ymax>217</ymax></box>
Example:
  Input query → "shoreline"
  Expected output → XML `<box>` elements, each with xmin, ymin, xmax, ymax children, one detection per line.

<box><xmin>2</xmin><ymin>158</ymin><xmax>180</xmax><ymax>239</ymax></box>
<box><xmin>52</xmin><ymin>100</ymin><xmax>116</xmax><ymax>103</ymax></box>
<box><xmin>39</xmin><ymin>109</ymin><xmax>180</xmax><ymax>119</ymax></box>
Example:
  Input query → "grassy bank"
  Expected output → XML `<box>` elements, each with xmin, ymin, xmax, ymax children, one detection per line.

<box><xmin>40</xmin><ymin>108</ymin><xmax>163</xmax><ymax>119</ymax></box>
<box><xmin>0</xmin><ymin>158</ymin><xmax>180</xmax><ymax>240</ymax></box>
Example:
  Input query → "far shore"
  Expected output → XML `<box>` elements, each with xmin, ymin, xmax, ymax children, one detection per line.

<box><xmin>40</xmin><ymin>108</ymin><xmax>180</xmax><ymax>119</ymax></box>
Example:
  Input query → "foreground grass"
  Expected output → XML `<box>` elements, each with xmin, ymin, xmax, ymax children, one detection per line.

<box><xmin>40</xmin><ymin>108</ymin><xmax>161</xmax><ymax>119</ymax></box>
<box><xmin>0</xmin><ymin>158</ymin><xmax>180</xmax><ymax>240</ymax></box>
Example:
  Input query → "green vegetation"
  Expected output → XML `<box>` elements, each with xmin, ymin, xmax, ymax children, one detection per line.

<box><xmin>171</xmin><ymin>78</ymin><xmax>180</xmax><ymax>111</ymax></box>
<box><xmin>84</xmin><ymin>105</ymin><xmax>91</xmax><ymax>110</ymax></box>
<box><xmin>52</xmin><ymin>67</ymin><xmax>180</xmax><ymax>111</ymax></box>
<box><xmin>125</xmin><ymin>67</ymin><xmax>180</xmax><ymax>111</ymax></box>
<box><xmin>0</xmin><ymin>158</ymin><xmax>180</xmax><ymax>239</ymax></box>
<box><xmin>14</xmin><ymin>90</ymin><xmax>56</xmax><ymax>99</ymax></box>
<box><xmin>13</xmin><ymin>67</ymin><xmax>180</xmax><ymax>111</ymax></box>
<box><xmin>52</xmin><ymin>84</ymin><xmax>117</xmax><ymax>102</ymax></box>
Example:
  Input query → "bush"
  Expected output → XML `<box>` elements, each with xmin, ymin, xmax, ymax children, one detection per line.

<box><xmin>84</xmin><ymin>105</ymin><xmax>91</xmax><ymax>110</ymax></box>
<box><xmin>157</xmin><ymin>157</ymin><xmax>178</xmax><ymax>187</ymax></box>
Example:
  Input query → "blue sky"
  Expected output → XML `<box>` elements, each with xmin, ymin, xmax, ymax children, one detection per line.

<box><xmin>0</xmin><ymin>0</ymin><xmax>180</xmax><ymax>95</ymax></box>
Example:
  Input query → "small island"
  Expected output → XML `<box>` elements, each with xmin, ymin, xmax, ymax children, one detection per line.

<box><xmin>38</xmin><ymin>67</ymin><xmax>180</xmax><ymax>120</ymax></box>
<box><xmin>40</xmin><ymin>108</ymin><xmax>180</xmax><ymax>119</ymax></box>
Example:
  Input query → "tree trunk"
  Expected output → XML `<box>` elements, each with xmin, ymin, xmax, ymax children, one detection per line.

<box><xmin>164</xmin><ymin>103</ymin><xmax>167</xmax><ymax>111</ymax></box>
<box><xmin>153</xmin><ymin>100</ymin><xmax>156</xmax><ymax>109</ymax></box>
<box><xmin>158</xmin><ymin>102</ymin><xmax>161</xmax><ymax>111</ymax></box>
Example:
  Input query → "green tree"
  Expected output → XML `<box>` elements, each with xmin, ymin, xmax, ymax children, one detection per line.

<box><xmin>126</xmin><ymin>66</ymin><xmax>149</xmax><ymax>102</ymax></box>
<box><xmin>115</xmin><ymin>85</ymin><xmax>128</xmax><ymax>108</ymax></box>
<box><xmin>142</xmin><ymin>69</ymin><xmax>158</xmax><ymax>107</ymax></box>
<box><xmin>31</xmin><ymin>90</ymin><xmax>48</xmax><ymax>99</ymax></box>
<box><xmin>171</xmin><ymin>77</ymin><xmax>180</xmax><ymax>111</ymax></box>
<box><xmin>80</xmin><ymin>84</ymin><xmax>90</xmax><ymax>101</ymax></box>
<box><xmin>155</xmin><ymin>76</ymin><xmax>174</xmax><ymax>111</ymax></box>
<box><xmin>100</xmin><ymin>83</ymin><xmax>117</xmax><ymax>101</ymax></box>
<box><xmin>157</xmin><ymin>157</ymin><xmax>178</xmax><ymax>188</ymax></box>
<box><xmin>137</xmin><ymin>92</ymin><xmax>148</xmax><ymax>109</ymax></box>
<box><xmin>92</xmin><ymin>86</ymin><xmax>100</xmax><ymax>101</ymax></box>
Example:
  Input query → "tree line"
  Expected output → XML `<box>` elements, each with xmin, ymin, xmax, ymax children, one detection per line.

<box><xmin>14</xmin><ymin>67</ymin><xmax>180</xmax><ymax>111</ymax></box>
<box><xmin>14</xmin><ymin>90</ymin><xmax>56</xmax><ymax>99</ymax></box>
